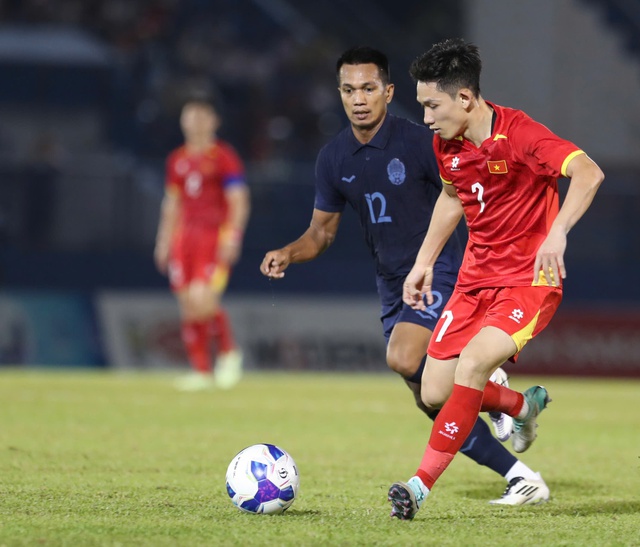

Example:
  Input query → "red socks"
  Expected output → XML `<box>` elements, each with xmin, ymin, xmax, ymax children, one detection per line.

<box><xmin>210</xmin><ymin>309</ymin><xmax>236</xmax><ymax>354</ymax></box>
<box><xmin>481</xmin><ymin>380</ymin><xmax>524</xmax><ymax>417</ymax></box>
<box><xmin>416</xmin><ymin>384</ymin><xmax>484</xmax><ymax>489</ymax></box>
<box><xmin>415</xmin><ymin>381</ymin><xmax>527</xmax><ymax>490</ymax></box>
<box><xmin>181</xmin><ymin>309</ymin><xmax>237</xmax><ymax>373</ymax></box>
<box><xmin>181</xmin><ymin>321</ymin><xmax>211</xmax><ymax>373</ymax></box>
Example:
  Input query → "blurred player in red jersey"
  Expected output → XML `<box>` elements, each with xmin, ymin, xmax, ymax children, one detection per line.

<box><xmin>388</xmin><ymin>38</ymin><xmax>604</xmax><ymax>519</ymax></box>
<box><xmin>154</xmin><ymin>96</ymin><xmax>250</xmax><ymax>391</ymax></box>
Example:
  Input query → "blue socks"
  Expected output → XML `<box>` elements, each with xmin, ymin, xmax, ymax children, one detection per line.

<box><xmin>458</xmin><ymin>412</ymin><xmax>516</xmax><ymax>476</ymax></box>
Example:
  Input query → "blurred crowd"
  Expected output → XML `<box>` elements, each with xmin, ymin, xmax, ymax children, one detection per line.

<box><xmin>0</xmin><ymin>0</ymin><xmax>463</xmax><ymax>258</ymax></box>
<box><xmin>0</xmin><ymin>0</ymin><xmax>461</xmax><ymax>162</ymax></box>
<box><xmin>0</xmin><ymin>0</ymin><xmax>348</xmax><ymax>161</ymax></box>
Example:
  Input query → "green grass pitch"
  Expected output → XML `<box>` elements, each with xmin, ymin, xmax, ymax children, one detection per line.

<box><xmin>0</xmin><ymin>369</ymin><xmax>638</xmax><ymax>546</ymax></box>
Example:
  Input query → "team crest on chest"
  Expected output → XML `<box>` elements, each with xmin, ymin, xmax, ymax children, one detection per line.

<box><xmin>387</xmin><ymin>158</ymin><xmax>406</xmax><ymax>185</ymax></box>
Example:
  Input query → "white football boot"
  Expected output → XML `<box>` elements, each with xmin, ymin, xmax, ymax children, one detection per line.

<box><xmin>175</xmin><ymin>372</ymin><xmax>214</xmax><ymax>392</ymax></box>
<box><xmin>214</xmin><ymin>349</ymin><xmax>243</xmax><ymax>390</ymax></box>
<box><xmin>489</xmin><ymin>472</ymin><xmax>550</xmax><ymax>505</ymax></box>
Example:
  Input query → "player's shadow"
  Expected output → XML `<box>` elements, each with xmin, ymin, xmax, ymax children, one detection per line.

<box><xmin>467</xmin><ymin>479</ymin><xmax>640</xmax><ymax>517</ymax></box>
<box><xmin>539</xmin><ymin>499</ymin><xmax>640</xmax><ymax>517</ymax></box>
<box><xmin>282</xmin><ymin>509</ymin><xmax>322</xmax><ymax>517</ymax></box>
<box><xmin>535</xmin><ymin>478</ymin><xmax>640</xmax><ymax>517</ymax></box>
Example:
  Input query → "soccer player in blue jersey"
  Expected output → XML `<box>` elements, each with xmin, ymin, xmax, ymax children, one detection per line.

<box><xmin>260</xmin><ymin>46</ymin><xmax>548</xmax><ymax>505</ymax></box>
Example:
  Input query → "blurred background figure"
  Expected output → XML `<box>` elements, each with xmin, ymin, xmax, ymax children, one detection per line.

<box><xmin>154</xmin><ymin>96</ymin><xmax>250</xmax><ymax>391</ymax></box>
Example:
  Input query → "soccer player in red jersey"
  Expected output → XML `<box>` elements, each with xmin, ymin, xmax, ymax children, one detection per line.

<box><xmin>388</xmin><ymin>38</ymin><xmax>604</xmax><ymax>519</ymax></box>
<box><xmin>154</xmin><ymin>97</ymin><xmax>250</xmax><ymax>391</ymax></box>
<box><xmin>262</xmin><ymin>46</ymin><xmax>550</xmax><ymax>507</ymax></box>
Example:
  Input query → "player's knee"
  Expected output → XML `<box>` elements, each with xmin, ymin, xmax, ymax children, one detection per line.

<box><xmin>456</xmin><ymin>354</ymin><xmax>494</xmax><ymax>385</ymax></box>
<box><xmin>181</xmin><ymin>297</ymin><xmax>213</xmax><ymax>322</ymax></box>
<box><xmin>386</xmin><ymin>345</ymin><xmax>420</xmax><ymax>378</ymax></box>
<box><xmin>185</xmin><ymin>285</ymin><xmax>219</xmax><ymax>320</ymax></box>
<box><xmin>421</xmin><ymin>392</ymin><xmax>446</xmax><ymax>409</ymax></box>
<box><xmin>421</xmin><ymin>384</ymin><xmax>449</xmax><ymax>409</ymax></box>
<box><xmin>181</xmin><ymin>302</ymin><xmax>202</xmax><ymax>322</ymax></box>
<box><xmin>413</xmin><ymin>392</ymin><xmax>433</xmax><ymax>416</ymax></box>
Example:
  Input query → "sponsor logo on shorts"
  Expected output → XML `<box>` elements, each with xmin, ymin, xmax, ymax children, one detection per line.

<box><xmin>509</xmin><ymin>308</ymin><xmax>524</xmax><ymax>323</ymax></box>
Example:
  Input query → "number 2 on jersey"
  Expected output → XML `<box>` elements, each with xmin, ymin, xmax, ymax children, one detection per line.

<box><xmin>471</xmin><ymin>182</ymin><xmax>485</xmax><ymax>213</ymax></box>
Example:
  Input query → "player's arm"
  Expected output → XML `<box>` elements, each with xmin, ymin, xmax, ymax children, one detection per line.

<box><xmin>219</xmin><ymin>184</ymin><xmax>251</xmax><ymax>266</ymax></box>
<box><xmin>260</xmin><ymin>209</ymin><xmax>342</xmax><ymax>279</ymax></box>
<box><xmin>403</xmin><ymin>184</ymin><xmax>464</xmax><ymax>309</ymax></box>
<box><xmin>154</xmin><ymin>189</ymin><xmax>180</xmax><ymax>274</ymax></box>
<box><xmin>534</xmin><ymin>153</ymin><xmax>604</xmax><ymax>285</ymax></box>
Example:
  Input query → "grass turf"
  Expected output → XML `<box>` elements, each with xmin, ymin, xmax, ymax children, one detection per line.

<box><xmin>0</xmin><ymin>369</ymin><xmax>638</xmax><ymax>546</ymax></box>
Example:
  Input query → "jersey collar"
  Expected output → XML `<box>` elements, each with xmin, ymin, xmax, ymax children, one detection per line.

<box><xmin>347</xmin><ymin>113</ymin><xmax>392</xmax><ymax>154</ymax></box>
<box><xmin>485</xmin><ymin>100</ymin><xmax>502</xmax><ymax>138</ymax></box>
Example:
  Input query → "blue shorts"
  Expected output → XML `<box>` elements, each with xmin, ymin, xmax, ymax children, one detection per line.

<box><xmin>377</xmin><ymin>273</ymin><xmax>456</xmax><ymax>343</ymax></box>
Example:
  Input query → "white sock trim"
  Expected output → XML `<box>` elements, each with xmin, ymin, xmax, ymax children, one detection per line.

<box><xmin>516</xmin><ymin>398</ymin><xmax>529</xmax><ymax>420</ymax></box>
<box><xmin>505</xmin><ymin>462</ymin><xmax>542</xmax><ymax>483</ymax></box>
<box><xmin>408</xmin><ymin>476</ymin><xmax>430</xmax><ymax>498</ymax></box>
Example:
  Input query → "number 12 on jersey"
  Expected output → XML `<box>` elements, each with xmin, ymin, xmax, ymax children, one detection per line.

<box><xmin>365</xmin><ymin>192</ymin><xmax>392</xmax><ymax>224</ymax></box>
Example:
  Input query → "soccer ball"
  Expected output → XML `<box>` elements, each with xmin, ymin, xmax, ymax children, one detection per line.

<box><xmin>225</xmin><ymin>443</ymin><xmax>300</xmax><ymax>514</ymax></box>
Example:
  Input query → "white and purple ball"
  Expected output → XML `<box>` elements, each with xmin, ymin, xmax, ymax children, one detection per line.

<box><xmin>225</xmin><ymin>443</ymin><xmax>299</xmax><ymax>514</ymax></box>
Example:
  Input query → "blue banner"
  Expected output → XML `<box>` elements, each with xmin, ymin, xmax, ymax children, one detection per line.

<box><xmin>0</xmin><ymin>291</ymin><xmax>104</xmax><ymax>367</ymax></box>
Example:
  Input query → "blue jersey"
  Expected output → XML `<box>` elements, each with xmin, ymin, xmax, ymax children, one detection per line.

<box><xmin>314</xmin><ymin>114</ymin><xmax>463</xmax><ymax>284</ymax></box>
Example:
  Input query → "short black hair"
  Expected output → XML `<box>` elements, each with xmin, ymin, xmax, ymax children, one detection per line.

<box><xmin>181</xmin><ymin>84</ymin><xmax>225</xmax><ymax>115</ymax></box>
<box><xmin>183</xmin><ymin>94</ymin><xmax>217</xmax><ymax>112</ymax></box>
<box><xmin>336</xmin><ymin>46</ymin><xmax>390</xmax><ymax>85</ymax></box>
<box><xmin>409</xmin><ymin>38</ymin><xmax>481</xmax><ymax>97</ymax></box>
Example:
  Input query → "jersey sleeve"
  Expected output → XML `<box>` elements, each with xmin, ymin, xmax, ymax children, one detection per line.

<box><xmin>165</xmin><ymin>151</ymin><xmax>182</xmax><ymax>195</ymax></box>
<box><xmin>313</xmin><ymin>145</ymin><xmax>346</xmax><ymax>213</ymax></box>
<box><xmin>511</xmin><ymin>117</ymin><xmax>584</xmax><ymax>178</ymax></box>
<box><xmin>219</xmin><ymin>144</ymin><xmax>247</xmax><ymax>188</ymax></box>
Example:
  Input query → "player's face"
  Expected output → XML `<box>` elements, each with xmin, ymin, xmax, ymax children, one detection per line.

<box><xmin>338</xmin><ymin>63</ymin><xmax>393</xmax><ymax>133</ymax></box>
<box><xmin>180</xmin><ymin>103</ymin><xmax>219</xmax><ymax>142</ymax></box>
<box><xmin>416</xmin><ymin>81</ymin><xmax>467</xmax><ymax>140</ymax></box>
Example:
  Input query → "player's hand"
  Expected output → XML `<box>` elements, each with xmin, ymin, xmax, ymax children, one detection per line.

<box><xmin>533</xmin><ymin>227</ymin><xmax>567</xmax><ymax>286</ymax></box>
<box><xmin>154</xmin><ymin>242</ymin><xmax>169</xmax><ymax>275</ymax></box>
<box><xmin>260</xmin><ymin>249</ymin><xmax>291</xmax><ymax>279</ymax></box>
<box><xmin>403</xmin><ymin>265</ymin><xmax>434</xmax><ymax>310</ymax></box>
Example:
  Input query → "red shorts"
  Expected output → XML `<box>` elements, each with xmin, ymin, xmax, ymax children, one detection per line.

<box><xmin>427</xmin><ymin>285</ymin><xmax>562</xmax><ymax>362</ymax></box>
<box><xmin>168</xmin><ymin>228</ymin><xmax>229</xmax><ymax>293</ymax></box>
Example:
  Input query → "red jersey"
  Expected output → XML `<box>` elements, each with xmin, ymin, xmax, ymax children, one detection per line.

<box><xmin>434</xmin><ymin>102</ymin><xmax>584</xmax><ymax>292</ymax></box>
<box><xmin>165</xmin><ymin>140</ymin><xmax>245</xmax><ymax>231</ymax></box>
